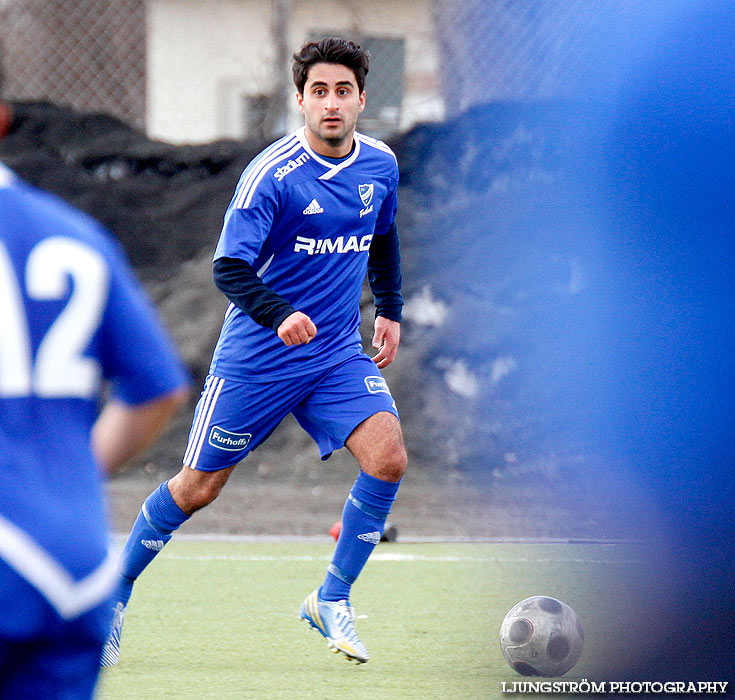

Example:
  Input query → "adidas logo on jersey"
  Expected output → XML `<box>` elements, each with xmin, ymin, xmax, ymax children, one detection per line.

<box><xmin>357</xmin><ymin>531</ymin><xmax>381</xmax><ymax>545</ymax></box>
<box><xmin>302</xmin><ymin>199</ymin><xmax>324</xmax><ymax>215</ymax></box>
<box><xmin>141</xmin><ymin>539</ymin><xmax>165</xmax><ymax>551</ymax></box>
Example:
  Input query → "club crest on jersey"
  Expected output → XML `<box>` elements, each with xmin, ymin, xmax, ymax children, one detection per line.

<box><xmin>364</xmin><ymin>376</ymin><xmax>391</xmax><ymax>395</ymax></box>
<box><xmin>208</xmin><ymin>426</ymin><xmax>251</xmax><ymax>451</ymax></box>
<box><xmin>358</xmin><ymin>183</ymin><xmax>374</xmax><ymax>218</ymax></box>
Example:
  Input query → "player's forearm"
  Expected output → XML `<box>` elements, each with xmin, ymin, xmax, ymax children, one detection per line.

<box><xmin>92</xmin><ymin>389</ymin><xmax>188</xmax><ymax>474</ymax></box>
<box><xmin>368</xmin><ymin>223</ymin><xmax>403</xmax><ymax>322</ymax></box>
<box><xmin>213</xmin><ymin>256</ymin><xmax>296</xmax><ymax>330</ymax></box>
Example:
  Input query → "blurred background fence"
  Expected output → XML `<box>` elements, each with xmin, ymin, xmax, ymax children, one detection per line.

<box><xmin>1</xmin><ymin>0</ymin><xmax>644</xmax><ymax>144</ymax></box>
<box><xmin>0</xmin><ymin>0</ymin><xmax>146</xmax><ymax>129</ymax></box>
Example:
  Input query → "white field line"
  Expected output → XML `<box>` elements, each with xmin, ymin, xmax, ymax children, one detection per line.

<box><xmin>159</xmin><ymin>552</ymin><xmax>643</xmax><ymax>564</ymax></box>
<box><xmin>111</xmin><ymin>533</ymin><xmax>645</xmax><ymax>564</ymax></box>
<box><xmin>113</xmin><ymin>533</ymin><xmax>644</xmax><ymax>545</ymax></box>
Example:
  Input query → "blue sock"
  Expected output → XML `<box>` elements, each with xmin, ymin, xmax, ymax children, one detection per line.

<box><xmin>320</xmin><ymin>471</ymin><xmax>401</xmax><ymax>602</ymax></box>
<box><xmin>114</xmin><ymin>481</ymin><xmax>190</xmax><ymax>606</ymax></box>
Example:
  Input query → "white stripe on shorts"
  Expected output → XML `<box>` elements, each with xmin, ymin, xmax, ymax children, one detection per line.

<box><xmin>183</xmin><ymin>375</ymin><xmax>214</xmax><ymax>466</ymax></box>
<box><xmin>187</xmin><ymin>376</ymin><xmax>225</xmax><ymax>469</ymax></box>
<box><xmin>183</xmin><ymin>376</ymin><xmax>224</xmax><ymax>467</ymax></box>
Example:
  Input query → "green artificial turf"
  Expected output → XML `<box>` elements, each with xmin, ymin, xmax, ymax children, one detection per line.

<box><xmin>97</xmin><ymin>540</ymin><xmax>647</xmax><ymax>700</ymax></box>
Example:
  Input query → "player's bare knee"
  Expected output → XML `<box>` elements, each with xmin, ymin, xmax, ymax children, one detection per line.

<box><xmin>185</xmin><ymin>480</ymin><xmax>222</xmax><ymax>512</ymax></box>
<box><xmin>387</xmin><ymin>444</ymin><xmax>408</xmax><ymax>481</ymax></box>
<box><xmin>370</xmin><ymin>442</ymin><xmax>407</xmax><ymax>483</ymax></box>
<box><xmin>169</xmin><ymin>466</ymin><xmax>230</xmax><ymax>513</ymax></box>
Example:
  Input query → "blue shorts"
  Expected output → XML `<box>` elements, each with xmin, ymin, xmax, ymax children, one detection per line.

<box><xmin>182</xmin><ymin>353</ymin><xmax>399</xmax><ymax>471</ymax></box>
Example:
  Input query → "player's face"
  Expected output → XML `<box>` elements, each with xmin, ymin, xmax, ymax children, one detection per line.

<box><xmin>297</xmin><ymin>62</ymin><xmax>365</xmax><ymax>157</ymax></box>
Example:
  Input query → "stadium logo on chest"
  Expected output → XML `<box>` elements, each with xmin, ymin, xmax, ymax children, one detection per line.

<box><xmin>358</xmin><ymin>183</ymin><xmax>374</xmax><ymax>218</ymax></box>
<box><xmin>274</xmin><ymin>152</ymin><xmax>310</xmax><ymax>181</ymax></box>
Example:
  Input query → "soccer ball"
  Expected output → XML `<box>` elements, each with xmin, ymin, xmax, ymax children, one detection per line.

<box><xmin>499</xmin><ymin>596</ymin><xmax>583</xmax><ymax>676</ymax></box>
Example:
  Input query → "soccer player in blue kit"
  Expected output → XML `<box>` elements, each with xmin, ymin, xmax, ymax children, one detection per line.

<box><xmin>0</xmin><ymin>162</ymin><xmax>189</xmax><ymax>699</ymax></box>
<box><xmin>104</xmin><ymin>37</ymin><xmax>406</xmax><ymax>665</ymax></box>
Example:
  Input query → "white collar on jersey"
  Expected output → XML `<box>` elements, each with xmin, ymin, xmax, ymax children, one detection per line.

<box><xmin>296</xmin><ymin>126</ymin><xmax>362</xmax><ymax>181</ymax></box>
<box><xmin>0</xmin><ymin>162</ymin><xmax>15</xmax><ymax>189</ymax></box>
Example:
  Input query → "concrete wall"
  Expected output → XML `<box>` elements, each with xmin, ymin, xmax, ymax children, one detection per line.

<box><xmin>146</xmin><ymin>0</ymin><xmax>443</xmax><ymax>143</ymax></box>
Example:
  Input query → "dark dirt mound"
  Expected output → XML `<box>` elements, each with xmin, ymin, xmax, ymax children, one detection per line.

<box><xmin>0</xmin><ymin>101</ymin><xmax>616</xmax><ymax>507</ymax></box>
<box><xmin>1</xmin><ymin>101</ymin><xmax>257</xmax><ymax>276</ymax></box>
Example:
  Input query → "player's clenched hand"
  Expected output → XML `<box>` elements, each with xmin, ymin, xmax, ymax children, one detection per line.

<box><xmin>277</xmin><ymin>311</ymin><xmax>317</xmax><ymax>346</ymax></box>
<box><xmin>372</xmin><ymin>316</ymin><xmax>400</xmax><ymax>368</ymax></box>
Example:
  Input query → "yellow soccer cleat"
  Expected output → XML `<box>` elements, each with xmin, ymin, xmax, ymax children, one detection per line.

<box><xmin>298</xmin><ymin>589</ymin><xmax>369</xmax><ymax>663</ymax></box>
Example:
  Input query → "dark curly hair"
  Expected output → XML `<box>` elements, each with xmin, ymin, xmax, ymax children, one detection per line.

<box><xmin>292</xmin><ymin>37</ymin><xmax>370</xmax><ymax>94</ymax></box>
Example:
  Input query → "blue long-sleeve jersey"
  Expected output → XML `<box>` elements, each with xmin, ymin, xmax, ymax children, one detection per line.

<box><xmin>210</xmin><ymin>126</ymin><xmax>402</xmax><ymax>380</ymax></box>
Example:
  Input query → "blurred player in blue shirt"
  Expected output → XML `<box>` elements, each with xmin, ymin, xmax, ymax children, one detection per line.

<box><xmin>0</xmin><ymin>162</ymin><xmax>189</xmax><ymax>699</ymax></box>
<box><xmin>106</xmin><ymin>37</ymin><xmax>406</xmax><ymax>665</ymax></box>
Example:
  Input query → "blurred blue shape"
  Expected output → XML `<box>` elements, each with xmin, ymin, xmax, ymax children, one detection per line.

<box><xmin>597</xmin><ymin>1</ymin><xmax>734</xmax><ymax>531</ymax></box>
<box><xmin>579</xmin><ymin>0</ymin><xmax>735</xmax><ymax>677</ymax></box>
